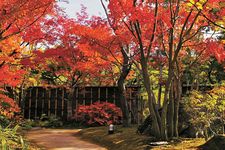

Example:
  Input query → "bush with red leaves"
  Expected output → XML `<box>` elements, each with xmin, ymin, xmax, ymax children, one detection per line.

<box><xmin>0</xmin><ymin>90</ymin><xmax>20</xmax><ymax>119</ymax></box>
<box><xmin>74</xmin><ymin>102</ymin><xmax>122</xmax><ymax>126</ymax></box>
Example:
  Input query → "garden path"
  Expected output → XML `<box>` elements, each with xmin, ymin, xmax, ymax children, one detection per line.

<box><xmin>25</xmin><ymin>128</ymin><xmax>107</xmax><ymax>150</ymax></box>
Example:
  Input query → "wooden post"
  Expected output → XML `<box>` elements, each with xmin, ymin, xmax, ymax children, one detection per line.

<box><xmin>76</xmin><ymin>88</ymin><xmax>78</xmax><ymax>107</ymax></box>
<box><xmin>98</xmin><ymin>87</ymin><xmax>100</xmax><ymax>102</ymax></box>
<box><xmin>140</xmin><ymin>96</ymin><xmax>144</xmax><ymax>123</ymax></box>
<box><xmin>137</xmin><ymin>95</ymin><xmax>142</xmax><ymax>125</ymax></box>
<box><xmin>55</xmin><ymin>88</ymin><xmax>58</xmax><ymax>116</ymax></box>
<box><xmin>41</xmin><ymin>89</ymin><xmax>44</xmax><ymax>115</ymax></box>
<box><xmin>83</xmin><ymin>88</ymin><xmax>86</xmax><ymax>105</ymax></box>
<box><xmin>48</xmin><ymin>89</ymin><xmax>51</xmax><ymax>116</ymax></box>
<box><xmin>75</xmin><ymin>87</ymin><xmax>78</xmax><ymax>121</ymax></box>
<box><xmin>35</xmin><ymin>88</ymin><xmax>38</xmax><ymax>119</ymax></box>
<box><xmin>106</xmin><ymin>88</ymin><xmax>108</xmax><ymax>102</ymax></box>
<box><xmin>137</xmin><ymin>95</ymin><xmax>140</xmax><ymax>126</ymax></box>
<box><xmin>91</xmin><ymin>87</ymin><xmax>93</xmax><ymax>104</ymax></box>
<box><xmin>129</xmin><ymin>88</ymin><xmax>132</xmax><ymax>109</ymax></box>
<box><xmin>20</xmin><ymin>85</ymin><xmax>24</xmax><ymax>116</ymax></box>
<box><xmin>28</xmin><ymin>89</ymin><xmax>32</xmax><ymax>120</ymax></box>
<box><xmin>129</xmin><ymin>88</ymin><xmax>132</xmax><ymax>123</ymax></box>
<box><xmin>62</xmin><ymin>88</ymin><xmax>64</xmax><ymax>117</ymax></box>
<box><xmin>13</xmin><ymin>87</ymin><xmax>17</xmax><ymax>103</ymax></box>
<box><xmin>67</xmin><ymin>88</ymin><xmax>73</xmax><ymax>119</ymax></box>
<box><xmin>113</xmin><ymin>87</ymin><xmax>116</xmax><ymax>104</ymax></box>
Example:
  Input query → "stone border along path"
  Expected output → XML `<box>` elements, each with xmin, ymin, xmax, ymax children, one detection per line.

<box><xmin>25</xmin><ymin>128</ymin><xmax>107</xmax><ymax>150</ymax></box>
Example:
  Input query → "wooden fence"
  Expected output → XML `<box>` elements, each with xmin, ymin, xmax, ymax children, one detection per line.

<box><xmin>21</xmin><ymin>86</ymin><xmax>144</xmax><ymax>123</ymax></box>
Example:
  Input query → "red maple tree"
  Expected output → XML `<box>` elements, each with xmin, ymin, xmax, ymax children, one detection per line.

<box><xmin>0</xmin><ymin>0</ymin><xmax>57</xmax><ymax>118</ymax></box>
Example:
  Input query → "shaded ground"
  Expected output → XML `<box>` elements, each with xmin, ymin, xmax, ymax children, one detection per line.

<box><xmin>25</xmin><ymin>128</ymin><xmax>107</xmax><ymax>150</ymax></box>
<box><xmin>25</xmin><ymin>126</ymin><xmax>208</xmax><ymax>150</ymax></box>
<box><xmin>78</xmin><ymin>126</ymin><xmax>206</xmax><ymax>150</ymax></box>
<box><xmin>199</xmin><ymin>135</ymin><xmax>225</xmax><ymax>150</ymax></box>
<box><xmin>77</xmin><ymin>126</ymin><xmax>150</xmax><ymax>150</ymax></box>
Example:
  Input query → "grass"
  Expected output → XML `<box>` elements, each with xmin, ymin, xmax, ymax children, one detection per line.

<box><xmin>151</xmin><ymin>139</ymin><xmax>205</xmax><ymax>150</ymax></box>
<box><xmin>77</xmin><ymin>125</ymin><xmax>206</xmax><ymax>150</ymax></box>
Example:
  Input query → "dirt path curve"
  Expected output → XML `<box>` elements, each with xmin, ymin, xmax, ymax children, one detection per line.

<box><xmin>25</xmin><ymin>128</ymin><xmax>107</xmax><ymax>150</ymax></box>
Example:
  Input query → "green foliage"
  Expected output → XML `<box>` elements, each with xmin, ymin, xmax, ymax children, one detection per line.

<box><xmin>183</xmin><ymin>58</ymin><xmax>225</xmax><ymax>85</ymax></box>
<box><xmin>22</xmin><ymin>114</ymin><xmax>63</xmax><ymax>128</ymax></box>
<box><xmin>19</xmin><ymin>120</ymin><xmax>35</xmax><ymax>130</ymax></box>
<box><xmin>184</xmin><ymin>86</ymin><xmax>225</xmax><ymax>134</ymax></box>
<box><xmin>39</xmin><ymin>114</ymin><xmax>63</xmax><ymax>128</ymax></box>
<box><xmin>0</xmin><ymin>113</ymin><xmax>24</xmax><ymax>129</ymax></box>
<box><xmin>0</xmin><ymin>115</ymin><xmax>11</xmax><ymax>128</ymax></box>
<box><xmin>0</xmin><ymin>125</ymin><xmax>28</xmax><ymax>150</ymax></box>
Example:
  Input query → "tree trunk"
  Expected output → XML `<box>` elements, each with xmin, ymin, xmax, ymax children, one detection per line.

<box><xmin>19</xmin><ymin>82</ymin><xmax>26</xmax><ymax>117</ymax></box>
<box><xmin>118</xmin><ymin>70</ymin><xmax>131</xmax><ymax>127</ymax></box>
<box><xmin>157</xmin><ymin>64</ymin><xmax>163</xmax><ymax>109</ymax></box>
<box><xmin>141</xmin><ymin>62</ymin><xmax>161</xmax><ymax>138</ymax></box>
<box><xmin>67</xmin><ymin>87</ymin><xmax>75</xmax><ymax>120</ymax></box>
<box><xmin>174</xmin><ymin>77</ymin><xmax>182</xmax><ymax>137</ymax></box>
<box><xmin>117</xmin><ymin>48</ymin><xmax>132</xmax><ymax>127</ymax></box>
<box><xmin>161</xmin><ymin>102</ymin><xmax>168</xmax><ymax>140</ymax></box>
<box><xmin>168</xmin><ymin>81</ymin><xmax>174</xmax><ymax>138</ymax></box>
<box><xmin>160</xmin><ymin>65</ymin><xmax>174</xmax><ymax>140</ymax></box>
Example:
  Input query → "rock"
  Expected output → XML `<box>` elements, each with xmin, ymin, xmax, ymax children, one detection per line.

<box><xmin>199</xmin><ymin>135</ymin><xmax>225</xmax><ymax>150</ymax></box>
<box><xmin>149</xmin><ymin>141</ymin><xmax>169</xmax><ymax>146</ymax></box>
<box><xmin>137</xmin><ymin>115</ymin><xmax>152</xmax><ymax>134</ymax></box>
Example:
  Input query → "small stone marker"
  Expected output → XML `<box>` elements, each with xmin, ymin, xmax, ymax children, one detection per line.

<box><xmin>108</xmin><ymin>124</ymin><xmax>114</xmax><ymax>134</ymax></box>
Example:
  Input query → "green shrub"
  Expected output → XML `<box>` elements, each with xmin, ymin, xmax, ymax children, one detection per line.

<box><xmin>40</xmin><ymin>114</ymin><xmax>63</xmax><ymax>128</ymax></box>
<box><xmin>0</xmin><ymin>115</ymin><xmax>10</xmax><ymax>128</ymax></box>
<box><xmin>184</xmin><ymin>86</ymin><xmax>225</xmax><ymax>138</ymax></box>
<box><xmin>20</xmin><ymin>114</ymin><xmax>63</xmax><ymax>129</ymax></box>
<box><xmin>0</xmin><ymin>125</ymin><xmax>28</xmax><ymax>150</ymax></box>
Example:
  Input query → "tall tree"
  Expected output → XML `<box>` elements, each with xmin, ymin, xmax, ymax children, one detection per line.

<box><xmin>68</xmin><ymin>7</ymin><xmax>137</xmax><ymax>126</ymax></box>
<box><xmin>100</xmin><ymin>0</ymin><xmax>225</xmax><ymax>139</ymax></box>
<box><xmin>21</xmin><ymin>15</ymin><xmax>116</xmax><ymax>118</ymax></box>
<box><xmin>0</xmin><ymin>0</ymin><xmax>57</xmax><ymax>118</ymax></box>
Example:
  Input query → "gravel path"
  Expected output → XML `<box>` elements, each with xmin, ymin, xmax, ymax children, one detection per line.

<box><xmin>25</xmin><ymin>128</ymin><xmax>107</xmax><ymax>150</ymax></box>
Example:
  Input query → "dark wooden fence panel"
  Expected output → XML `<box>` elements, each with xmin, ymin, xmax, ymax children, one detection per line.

<box><xmin>21</xmin><ymin>86</ymin><xmax>143</xmax><ymax>123</ymax></box>
<box><xmin>23</xmin><ymin>87</ymin><xmax>66</xmax><ymax>120</ymax></box>
<box><xmin>6</xmin><ymin>84</ymin><xmax>217</xmax><ymax>124</ymax></box>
